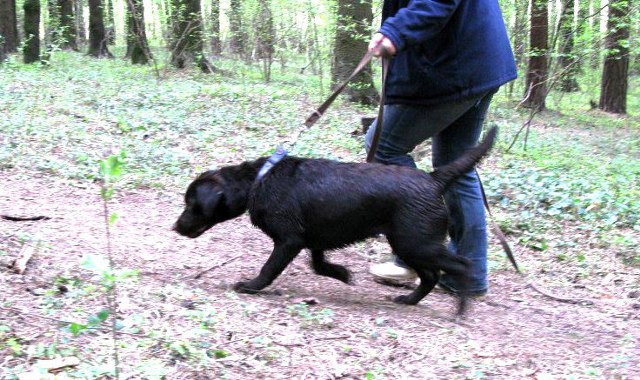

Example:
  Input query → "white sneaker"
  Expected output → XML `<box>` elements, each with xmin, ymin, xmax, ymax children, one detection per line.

<box><xmin>370</xmin><ymin>261</ymin><xmax>418</xmax><ymax>285</ymax></box>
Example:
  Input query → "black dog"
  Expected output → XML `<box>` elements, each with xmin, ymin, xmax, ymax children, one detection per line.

<box><xmin>175</xmin><ymin>127</ymin><xmax>497</xmax><ymax>315</ymax></box>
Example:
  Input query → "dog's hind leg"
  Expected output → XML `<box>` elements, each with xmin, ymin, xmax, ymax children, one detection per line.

<box><xmin>234</xmin><ymin>239</ymin><xmax>303</xmax><ymax>293</ymax></box>
<box><xmin>392</xmin><ymin>268</ymin><xmax>439</xmax><ymax>305</ymax></box>
<box><xmin>437</xmin><ymin>254</ymin><xmax>472</xmax><ymax>316</ymax></box>
<box><xmin>310</xmin><ymin>250</ymin><xmax>351</xmax><ymax>284</ymax></box>
<box><xmin>392</xmin><ymin>244</ymin><xmax>471</xmax><ymax>315</ymax></box>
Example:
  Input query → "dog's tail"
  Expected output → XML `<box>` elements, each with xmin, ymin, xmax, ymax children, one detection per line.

<box><xmin>431</xmin><ymin>126</ymin><xmax>497</xmax><ymax>190</ymax></box>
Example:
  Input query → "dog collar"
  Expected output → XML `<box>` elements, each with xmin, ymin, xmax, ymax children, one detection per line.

<box><xmin>256</xmin><ymin>145</ymin><xmax>287</xmax><ymax>181</ymax></box>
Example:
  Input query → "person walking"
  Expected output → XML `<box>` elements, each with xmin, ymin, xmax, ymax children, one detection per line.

<box><xmin>366</xmin><ymin>0</ymin><xmax>517</xmax><ymax>296</ymax></box>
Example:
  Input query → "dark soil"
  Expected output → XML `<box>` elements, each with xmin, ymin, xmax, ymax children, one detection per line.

<box><xmin>1</xmin><ymin>169</ymin><xmax>638</xmax><ymax>379</ymax></box>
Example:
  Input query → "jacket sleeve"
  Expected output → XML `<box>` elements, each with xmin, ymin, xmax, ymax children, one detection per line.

<box><xmin>379</xmin><ymin>0</ymin><xmax>462</xmax><ymax>52</ymax></box>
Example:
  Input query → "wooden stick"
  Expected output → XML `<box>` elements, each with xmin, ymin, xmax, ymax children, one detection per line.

<box><xmin>12</xmin><ymin>243</ymin><xmax>38</xmax><ymax>274</ymax></box>
<box><xmin>1</xmin><ymin>215</ymin><xmax>50</xmax><ymax>221</ymax></box>
<box><xmin>193</xmin><ymin>253</ymin><xmax>244</xmax><ymax>279</ymax></box>
<box><xmin>527</xmin><ymin>282</ymin><xmax>594</xmax><ymax>305</ymax></box>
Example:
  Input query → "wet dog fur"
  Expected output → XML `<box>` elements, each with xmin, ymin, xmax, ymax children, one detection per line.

<box><xmin>174</xmin><ymin>127</ymin><xmax>498</xmax><ymax>315</ymax></box>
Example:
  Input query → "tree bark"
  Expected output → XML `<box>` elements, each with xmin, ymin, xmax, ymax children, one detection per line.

<box><xmin>332</xmin><ymin>0</ymin><xmax>377</xmax><ymax>105</ymax></box>
<box><xmin>558</xmin><ymin>0</ymin><xmax>579</xmax><ymax>92</ymax></box>
<box><xmin>599</xmin><ymin>0</ymin><xmax>630</xmax><ymax>114</ymax></box>
<box><xmin>126</xmin><ymin>0</ymin><xmax>152</xmax><ymax>64</ymax></box>
<box><xmin>104</xmin><ymin>0</ymin><xmax>115</xmax><ymax>44</ymax></box>
<box><xmin>23</xmin><ymin>0</ymin><xmax>40</xmax><ymax>63</ymax></box>
<box><xmin>170</xmin><ymin>0</ymin><xmax>213</xmax><ymax>72</ymax></box>
<box><xmin>522</xmin><ymin>0</ymin><xmax>549</xmax><ymax>111</ymax></box>
<box><xmin>0</xmin><ymin>34</ymin><xmax>6</xmax><ymax>63</ymax></box>
<box><xmin>210</xmin><ymin>0</ymin><xmax>221</xmax><ymax>55</ymax></box>
<box><xmin>88</xmin><ymin>0</ymin><xmax>113</xmax><ymax>57</ymax></box>
<box><xmin>76</xmin><ymin>0</ymin><xmax>87</xmax><ymax>45</ymax></box>
<box><xmin>228</xmin><ymin>0</ymin><xmax>245</xmax><ymax>56</ymax></box>
<box><xmin>255</xmin><ymin>0</ymin><xmax>274</xmax><ymax>81</ymax></box>
<box><xmin>0</xmin><ymin>0</ymin><xmax>19</xmax><ymax>52</ymax></box>
<box><xmin>59</xmin><ymin>0</ymin><xmax>78</xmax><ymax>50</ymax></box>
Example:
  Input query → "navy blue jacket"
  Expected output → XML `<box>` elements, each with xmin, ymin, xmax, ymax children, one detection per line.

<box><xmin>379</xmin><ymin>0</ymin><xmax>517</xmax><ymax>105</ymax></box>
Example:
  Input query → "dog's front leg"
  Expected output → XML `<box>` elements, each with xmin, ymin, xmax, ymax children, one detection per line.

<box><xmin>311</xmin><ymin>250</ymin><xmax>351</xmax><ymax>284</ymax></box>
<box><xmin>234</xmin><ymin>240</ymin><xmax>303</xmax><ymax>293</ymax></box>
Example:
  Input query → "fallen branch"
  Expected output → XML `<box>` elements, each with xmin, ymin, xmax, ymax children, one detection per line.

<box><xmin>2</xmin><ymin>215</ymin><xmax>50</xmax><ymax>221</ymax></box>
<box><xmin>12</xmin><ymin>242</ymin><xmax>38</xmax><ymax>274</ymax></box>
<box><xmin>527</xmin><ymin>282</ymin><xmax>594</xmax><ymax>305</ymax></box>
<box><xmin>193</xmin><ymin>253</ymin><xmax>244</xmax><ymax>279</ymax></box>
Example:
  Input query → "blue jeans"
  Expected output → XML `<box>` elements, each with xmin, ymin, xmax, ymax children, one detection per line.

<box><xmin>365</xmin><ymin>90</ymin><xmax>496</xmax><ymax>293</ymax></box>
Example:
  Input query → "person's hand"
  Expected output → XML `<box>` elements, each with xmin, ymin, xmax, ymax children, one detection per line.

<box><xmin>368</xmin><ymin>33</ymin><xmax>397</xmax><ymax>58</ymax></box>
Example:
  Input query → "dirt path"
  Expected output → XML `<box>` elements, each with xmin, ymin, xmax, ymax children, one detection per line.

<box><xmin>1</xmin><ymin>170</ymin><xmax>638</xmax><ymax>379</ymax></box>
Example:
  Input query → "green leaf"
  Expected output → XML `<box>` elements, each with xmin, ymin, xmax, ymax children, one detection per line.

<box><xmin>69</xmin><ymin>322</ymin><xmax>88</xmax><ymax>336</ymax></box>
<box><xmin>209</xmin><ymin>349</ymin><xmax>229</xmax><ymax>359</ymax></box>
<box><xmin>109</xmin><ymin>212</ymin><xmax>118</xmax><ymax>225</ymax></box>
<box><xmin>88</xmin><ymin>309</ymin><xmax>110</xmax><ymax>326</ymax></box>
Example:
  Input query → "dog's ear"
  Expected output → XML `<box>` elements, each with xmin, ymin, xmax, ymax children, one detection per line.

<box><xmin>195</xmin><ymin>184</ymin><xmax>224</xmax><ymax>216</ymax></box>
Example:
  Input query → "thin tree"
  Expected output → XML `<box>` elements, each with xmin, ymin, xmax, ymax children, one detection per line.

<box><xmin>0</xmin><ymin>34</ymin><xmax>6</xmax><ymax>62</ymax></box>
<box><xmin>170</xmin><ymin>0</ymin><xmax>214</xmax><ymax>72</ymax></box>
<box><xmin>210</xmin><ymin>0</ymin><xmax>221</xmax><ymax>56</ymax></box>
<box><xmin>88</xmin><ymin>0</ymin><xmax>113</xmax><ymax>57</ymax></box>
<box><xmin>0</xmin><ymin>0</ymin><xmax>19</xmax><ymax>52</ymax></box>
<box><xmin>75</xmin><ymin>0</ymin><xmax>87</xmax><ymax>45</ymax></box>
<box><xmin>126</xmin><ymin>0</ymin><xmax>152</xmax><ymax>64</ymax></box>
<box><xmin>599</xmin><ymin>0</ymin><xmax>630</xmax><ymax>114</ymax></box>
<box><xmin>229</xmin><ymin>0</ymin><xmax>245</xmax><ymax>56</ymax></box>
<box><xmin>522</xmin><ymin>0</ymin><xmax>549</xmax><ymax>111</ymax></box>
<box><xmin>254</xmin><ymin>0</ymin><xmax>274</xmax><ymax>81</ymax></box>
<box><xmin>58</xmin><ymin>0</ymin><xmax>78</xmax><ymax>50</ymax></box>
<box><xmin>105</xmin><ymin>0</ymin><xmax>116</xmax><ymax>44</ymax></box>
<box><xmin>558</xmin><ymin>0</ymin><xmax>579</xmax><ymax>92</ymax></box>
<box><xmin>332</xmin><ymin>0</ymin><xmax>377</xmax><ymax>105</ymax></box>
<box><xmin>23</xmin><ymin>0</ymin><xmax>40</xmax><ymax>63</ymax></box>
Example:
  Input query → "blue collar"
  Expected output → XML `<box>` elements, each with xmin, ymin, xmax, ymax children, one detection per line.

<box><xmin>256</xmin><ymin>146</ymin><xmax>287</xmax><ymax>181</ymax></box>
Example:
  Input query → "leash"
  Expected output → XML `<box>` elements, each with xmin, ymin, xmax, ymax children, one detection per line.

<box><xmin>477</xmin><ymin>170</ymin><xmax>520</xmax><ymax>272</ymax></box>
<box><xmin>257</xmin><ymin>51</ymin><xmax>388</xmax><ymax>181</ymax></box>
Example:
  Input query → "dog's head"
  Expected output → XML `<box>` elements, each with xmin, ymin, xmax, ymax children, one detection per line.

<box><xmin>173</xmin><ymin>171</ymin><xmax>239</xmax><ymax>238</ymax></box>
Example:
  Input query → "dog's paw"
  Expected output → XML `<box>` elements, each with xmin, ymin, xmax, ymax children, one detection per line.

<box><xmin>333</xmin><ymin>266</ymin><xmax>352</xmax><ymax>284</ymax></box>
<box><xmin>233</xmin><ymin>281</ymin><xmax>260</xmax><ymax>294</ymax></box>
<box><xmin>392</xmin><ymin>294</ymin><xmax>419</xmax><ymax>305</ymax></box>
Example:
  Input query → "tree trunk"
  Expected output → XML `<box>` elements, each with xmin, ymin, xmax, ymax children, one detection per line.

<box><xmin>332</xmin><ymin>0</ymin><xmax>377</xmax><ymax>105</ymax></box>
<box><xmin>124</xmin><ymin>0</ymin><xmax>151</xmax><ymax>63</ymax></box>
<box><xmin>76</xmin><ymin>0</ymin><xmax>87</xmax><ymax>45</ymax></box>
<box><xmin>0</xmin><ymin>34</ymin><xmax>6</xmax><ymax>62</ymax></box>
<box><xmin>23</xmin><ymin>0</ymin><xmax>40</xmax><ymax>63</ymax></box>
<box><xmin>126</xmin><ymin>0</ymin><xmax>152</xmax><ymax>64</ymax></box>
<box><xmin>0</xmin><ymin>0</ymin><xmax>19</xmax><ymax>52</ymax></box>
<box><xmin>255</xmin><ymin>0</ymin><xmax>274</xmax><ymax>81</ymax></box>
<box><xmin>599</xmin><ymin>0</ymin><xmax>629</xmax><ymax>114</ymax></box>
<box><xmin>104</xmin><ymin>0</ymin><xmax>115</xmax><ymax>44</ymax></box>
<box><xmin>210</xmin><ymin>0</ymin><xmax>221</xmax><ymax>55</ymax></box>
<box><xmin>558</xmin><ymin>0</ymin><xmax>579</xmax><ymax>92</ymax></box>
<box><xmin>59</xmin><ymin>0</ymin><xmax>78</xmax><ymax>50</ymax></box>
<box><xmin>522</xmin><ymin>0</ymin><xmax>549</xmax><ymax>111</ymax></box>
<box><xmin>228</xmin><ymin>0</ymin><xmax>245</xmax><ymax>56</ymax></box>
<box><xmin>88</xmin><ymin>0</ymin><xmax>113</xmax><ymax>57</ymax></box>
<box><xmin>511</xmin><ymin>0</ymin><xmax>528</xmax><ymax>69</ymax></box>
<box><xmin>170</xmin><ymin>0</ymin><xmax>213</xmax><ymax>72</ymax></box>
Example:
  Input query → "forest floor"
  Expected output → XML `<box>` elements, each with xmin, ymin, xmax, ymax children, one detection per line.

<box><xmin>1</xmin><ymin>154</ymin><xmax>639</xmax><ymax>379</ymax></box>
<box><xmin>1</xmin><ymin>52</ymin><xmax>639</xmax><ymax>379</ymax></box>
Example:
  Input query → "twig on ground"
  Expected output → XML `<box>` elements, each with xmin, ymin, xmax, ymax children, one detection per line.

<box><xmin>12</xmin><ymin>243</ymin><xmax>37</xmax><ymax>274</ymax></box>
<box><xmin>527</xmin><ymin>282</ymin><xmax>595</xmax><ymax>305</ymax></box>
<box><xmin>193</xmin><ymin>253</ymin><xmax>244</xmax><ymax>279</ymax></box>
<box><xmin>2</xmin><ymin>215</ymin><xmax>51</xmax><ymax>221</ymax></box>
<box><xmin>312</xmin><ymin>334</ymin><xmax>351</xmax><ymax>341</ymax></box>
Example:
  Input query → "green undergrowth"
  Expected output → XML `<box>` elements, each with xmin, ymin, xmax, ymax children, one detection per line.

<box><xmin>0</xmin><ymin>49</ymin><xmax>364</xmax><ymax>191</ymax></box>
